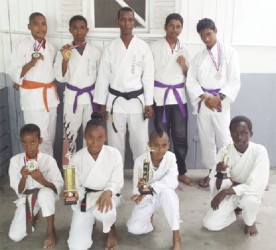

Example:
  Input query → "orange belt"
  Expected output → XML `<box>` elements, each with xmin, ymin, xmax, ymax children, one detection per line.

<box><xmin>21</xmin><ymin>80</ymin><xmax>58</xmax><ymax>112</ymax></box>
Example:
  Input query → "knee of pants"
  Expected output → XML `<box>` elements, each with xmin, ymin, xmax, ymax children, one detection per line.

<box><xmin>37</xmin><ymin>187</ymin><xmax>56</xmax><ymax>215</ymax></box>
<box><xmin>127</xmin><ymin>216</ymin><xmax>153</xmax><ymax>235</ymax></box>
<box><xmin>159</xmin><ymin>189</ymin><xmax>178</xmax><ymax>205</ymax></box>
<box><xmin>93</xmin><ymin>206</ymin><xmax>116</xmax><ymax>223</ymax></box>
<box><xmin>203</xmin><ymin>215</ymin><xmax>222</xmax><ymax>231</ymax></box>
<box><xmin>239</xmin><ymin>195</ymin><xmax>261</xmax><ymax>210</ymax></box>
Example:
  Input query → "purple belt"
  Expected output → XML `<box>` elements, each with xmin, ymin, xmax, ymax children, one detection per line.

<box><xmin>66</xmin><ymin>83</ymin><xmax>96</xmax><ymax>113</ymax></box>
<box><xmin>154</xmin><ymin>81</ymin><xmax>186</xmax><ymax>123</ymax></box>
<box><xmin>198</xmin><ymin>87</ymin><xmax>221</xmax><ymax>113</ymax></box>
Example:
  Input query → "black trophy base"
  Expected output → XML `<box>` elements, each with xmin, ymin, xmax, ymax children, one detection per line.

<box><xmin>139</xmin><ymin>187</ymin><xmax>153</xmax><ymax>195</ymax></box>
<box><xmin>64</xmin><ymin>197</ymin><xmax>77</xmax><ymax>205</ymax></box>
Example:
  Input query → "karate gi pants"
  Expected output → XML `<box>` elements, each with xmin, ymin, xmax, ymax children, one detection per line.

<box><xmin>154</xmin><ymin>104</ymin><xmax>188</xmax><ymax>175</ymax></box>
<box><xmin>9</xmin><ymin>187</ymin><xmax>56</xmax><ymax>242</ymax></box>
<box><xmin>203</xmin><ymin>193</ymin><xmax>262</xmax><ymax>231</ymax></box>
<box><xmin>23</xmin><ymin>108</ymin><xmax>57</xmax><ymax>156</ymax></box>
<box><xmin>107</xmin><ymin>113</ymin><xmax>149</xmax><ymax>161</ymax></box>
<box><xmin>63</xmin><ymin>103</ymin><xmax>93</xmax><ymax>153</ymax></box>
<box><xmin>197</xmin><ymin>110</ymin><xmax>231</xmax><ymax>169</ymax></box>
<box><xmin>68</xmin><ymin>196</ymin><xmax>120</xmax><ymax>250</ymax></box>
<box><xmin>127</xmin><ymin>189</ymin><xmax>180</xmax><ymax>234</ymax></box>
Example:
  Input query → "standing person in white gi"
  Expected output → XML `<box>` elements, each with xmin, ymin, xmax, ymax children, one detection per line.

<box><xmin>54</xmin><ymin>15</ymin><xmax>101</xmax><ymax>163</ymax></box>
<box><xmin>9</xmin><ymin>124</ymin><xmax>64</xmax><ymax>248</ymax></box>
<box><xmin>9</xmin><ymin>12</ymin><xmax>59</xmax><ymax>156</ymax></box>
<box><xmin>127</xmin><ymin>129</ymin><xmax>182</xmax><ymax>250</ymax></box>
<box><xmin>186</xmin><ymin>18</ymin><xmax>240</xmax><ymax>187</ymax></box>
<box><xmin>203</xmin><ymin>116</ymin><xmax>270</xmax><ymax>236</ymax></box>
<box><xmin>67</xmin><ymin>113</ymin><xmax>124</xmax><ymax>250</ymax></box>
<box><xmin>151</xmin><ymin>13</ymin><xmax>193</xmax><ymax>186</ymax></box>
<box><xmin>94</xmin><ymin>7</ymin><xmax>154</xmax><ymax>162</ymax></box>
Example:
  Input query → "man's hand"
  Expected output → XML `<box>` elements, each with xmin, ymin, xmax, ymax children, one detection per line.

<box><xmin>30</xmin><ymin>169</ymin><xmax>45</xmax><ymax>185</ymax></box>
<box><xmin>98</xmin><ymin>105</ymin><xmax>108</xmax><ymax>120</ymax></box>
<box><xmin>211</xmin><ymin>190</ymin><xmax>227</xmax><ymax>210</ymax></box>
<box><xmin>60</xmin><ymin>44</ymin><xmax>72</xmax><ymax>62</ymax></box>
<box><xmin>64</xmin><ymin>191</ymin><xmax>79</xmax><ymax>201</ymax></box>
<box><xmin>131</xmin><ymin>194</ymin><xmax>145</xmax><ymax>204</ymax></box>
<box><xmin>96</xmin><ymin>190</ymin><xmax>113</xmax><ymax>213</ymax></box>
<box><xmin>13</xmin><ymin>83</ymin><xmax>20</xmax><ymax>91</ymax></box>
<box><xmin>20</xmin><ymin>166</ymin><xmax>29</xmax><ymax>179</ymax></box>
<box><xmin>205</xmin><ymin>95</ymin><xmax>221</xmax><ymax>111</ymax></box>
<box><xmin>216</xmin><ymin>162</ymin><xmax>228</xmax><ymax>172</ymax></box>
<box><xmin>144</xmin><ymin>105</ymin><xmax>154</xmax><ymax>118</ymax></box>
<box><xmin>177</xmin><ymin>55</ymin><xmax>188</xmax><ymax>76</ymax></box>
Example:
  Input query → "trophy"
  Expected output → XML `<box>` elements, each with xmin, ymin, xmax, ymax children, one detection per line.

<box><xmin>138</xmin><ymin>146</ymin><xmax>154</xmax><ymax>195</ymax></box>
<box><xmin>26</xmin><ymin>159</ymin><xmax>38</xmax><ymax>171</ymax></box>
<box><xmin>63</xmin><ymin>152</ymin><xmax>77</xmax><ymax>205</ymax></box>
<box><xmin>215</xmin><ymin>144</ymin><xmax>232</xmax><ymax>190</ymax></box>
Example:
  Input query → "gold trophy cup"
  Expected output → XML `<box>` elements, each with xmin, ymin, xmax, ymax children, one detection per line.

<box><xmin>138</xmin><ymin>146</ymin><xmax>154</xmax><ymax>195</ymax></box>
<box><xmin>63</xmin><ymin>152</ymin><xmax>77</xmax><ymax>205</ymax></box>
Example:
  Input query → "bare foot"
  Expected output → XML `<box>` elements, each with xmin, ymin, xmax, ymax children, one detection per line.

<box><xmin>173</xmin><ymin>239</ymin><xmax>182</xmax><ymax>250</ymax></box>
<box><xmin>43</xmin><ymin>231</ymin><xmax>56</xmax><ymax>248</ymax></box>
<box><xmin>244</xmin><ymin>223</ymin><xmax>258</xmax><ymax>236</ymax></box>
<box><xmin>178</xmin><ymin>175</ymin><xmax>193</xmax><ymax>186</ymax></box>
<box><xmin>105</xmin><ymin>225</ymin><xmax>118</xmax><ymax>250</ymax></box>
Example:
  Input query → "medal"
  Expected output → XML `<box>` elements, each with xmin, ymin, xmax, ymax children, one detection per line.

<box><xmin>208</xmin><ymin>42</ymin><xmax>222</xmax><ymax>80</ymax></box>
<box><xmin>32</xmin><ymin>52</ymin><xmax>41</xmax><ymax>59</ymax></box>
<box><xmin>26</xmin><ymin>159</ymin><xmax>38</xmax><ymax>171</ymax></box>
<box><xmin>64</xmin><ymin>50</ymin><xmax>73</xmax><ymax>59</ymax></box>
<box><xmin>215</xmin><ymin>72</ymin><xmax>222</xmax><ymax>80</ymax></box>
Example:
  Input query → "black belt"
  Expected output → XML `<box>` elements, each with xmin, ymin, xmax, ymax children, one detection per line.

<box><xmin>109</xmin><ymin>86</ymin><xmax>144</xmax><ymax>133</ymax></box>
<box><xmin>80</xmin><ymin>187</ymin><xmax>121</xmax><ymax>212</ymax></box>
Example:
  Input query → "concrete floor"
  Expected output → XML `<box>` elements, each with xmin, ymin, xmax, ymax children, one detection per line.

<box><xmin>0</xmin><ymin>169</ymin><xmax>275</xmax><ymax>250</ymax></box>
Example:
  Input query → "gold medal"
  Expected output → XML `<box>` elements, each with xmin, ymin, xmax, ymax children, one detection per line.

<box><xmin>64</xmin><ymin>50</ymin><xmax>73</xmax><ymax>59</ymax></box>
<box><xmin>32</xmin><ymin>52</ymin><xmax>41</xmax><ymax>59</ymax></box>
<box><xmin>26</xmin><ymin>159</ymin><xmax>38</xmax><ymax>171</ymax></box>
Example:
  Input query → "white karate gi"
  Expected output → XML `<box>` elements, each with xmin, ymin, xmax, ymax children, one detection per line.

<box><xmin>203</xmin><ymin>142</ymin><xmax>270</xmax><ymax>230</ymax></box>
<box><xmin>54</xmin><ymin>43</ymin><xmax>101</xmax><ymax>153</ymax></box>
<box><xmin>94</xmin><ymin>36</ymin><xmax>154</xmax><ymax>161</ymax></box>
<box><xmin>186</xmin><ymin>42</ymin><xmax>240</xmax><ymax>169</ymax></box>
<box><xmin>67</xmin><ymin>146</ymin><xmax>124</xmax><ymax>250</ymax></box>
<box><xmin>127</xmin><ymin>151</ymin><xmax>180</xmax><ymax>234</ymax></box>
<box><xmin>8</xmin><ymin>152</ymin><xmax>64</xmax><ymax>242</ymax></box>
<box><xmin>9</xmin><ymin>36</ymin><xmax>59</xmax><ymax>156</ymax></box>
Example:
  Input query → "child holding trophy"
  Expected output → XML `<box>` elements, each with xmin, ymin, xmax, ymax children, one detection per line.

<box><xmin>54</xmin><ymin>15</ymin><xmax>101</xmax><ymax>164</ymax></box>
<box><xmin>127</xmin><ymin>129</ymin><xmax>182</xmax><ymax>250</ymax></box>
<box><xmin>66</xmin><ymin>113</ymin><xmax>124</xmax><ymax>250</ymax></box>
<box><xmin>8</xmin><ymin>124</ymin><xmax>64</xmax><ymax>248</ymax></box>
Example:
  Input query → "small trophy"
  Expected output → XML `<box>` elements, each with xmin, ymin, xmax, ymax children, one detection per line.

<box><xmin>138</xmin><ymin>146</ymin><xmax>154</xmax><ymax>195</ymax></box>
<box><xmin>63</xmin><ymin>152</ymin><xmax>77</xmax><ymax>205</ymax></box>
<box><xmin>215</xmin><ymin>144</ymin><xmax>231</xmax><ymax>190</ymax></box>
<box><xmin>26</xmin><ymin>159</ymin><xmax>38</xmax><ymax>171</ymax></box>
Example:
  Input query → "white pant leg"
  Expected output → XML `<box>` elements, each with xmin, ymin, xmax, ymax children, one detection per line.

<box><xmin>128</xmin><ymin>113</ymin><xmax>149</xmax><ymax>161</ymax></box>
<box><xmin>158</xmin><ymin>189</ymin><xmax>180</xmax><ymax>231</ymax></box>
<box><xmin>68</xmin><ymin>210</ymin><xmax>95</xmax><ymax>250</ymax></box>
<box><xmin>82</xmin><ymin>104</ymin><xmax>93</xmax><ymax>147</ymax></box>
<box><xmin>238</xmin><ymin>194</ymin><xmax>262</xmax><ymax>226</ymax></box>
<box><xmin>203</xmin><ymin>195</ymin><xmax>237</xmax><ymax>231</ymax></box>
<box><xmin>24</xmin><ymin>108</ymin><xmax>57</xmax><ymax>156</ymax></box>
<box><xmin>9</xmin><ymin>203</ymin><xmax>28</xmax><ymax>242</ymax></box>
<box><xmin>197</xmin><ymin>114</ymin><xmax>216</xmax><ymax>169</ymax></box>
<box><xmin>37</xmin><ymin>187</ymin><xmax>56</xmax><ymax>217</ymax></box>
<box><xmin>107</xmin><ymin>113</ymin><xmax>127</xmax><ymax>160</ymax></box>
<box><xmin>92</xmin><ymin>196</ymin><xmax>120</xmax><ymax>233</ymax></box>
<box><xmin>127</xmin><ymin>195</ymin><xmax>155</xmax><ymax>234</ymax></box>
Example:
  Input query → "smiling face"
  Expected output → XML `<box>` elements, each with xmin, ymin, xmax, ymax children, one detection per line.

<box><xmin>117</xmin><ymin>10</ymin><xmax>135</xmax><ymax>37</ymax></box>
<box><xmin>165</xmin><ymin>19</ymin><xmax>183</xmax><ymax>41</ymax></box>
<box><xmin>69</xmin><ymin>19</ymin><xmax>89</xmax><ymax>44</ymax></box>
<box><xmin>230</xmin><ymin>121</ymin><xmax>253</xmax><ymax>153</ymax></box>
<box><xmin>199</xmin><ymin>28</ymin><xmax>217</xmax><ymax>49</ymax></box>
<box><xmin>84</xmin><ymin>126</ymin><xmax>107</xmax><ymax>159</ymax></box>
<box><xmin>21</xmin><ymin>132</ymin><xmax>42</xmax><ymax>159</ymax></box>
<box><xmin>28</xmin><ymin>15</ymin><xmax>47</xmax><ymax>42</ymax></box>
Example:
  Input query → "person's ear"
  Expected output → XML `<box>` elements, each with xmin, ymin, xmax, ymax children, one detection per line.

<box><xmin>250</xmin><ymin>131</ymin><xmax>253</xmax><ymax>137</ymax></box>
<box><xmin>28</xmin><ymin>23</ymin><xmax>31</xmax><ymax>31</ymax></box>
<box><xmin>39</xmin><ymin>138</ymin><xmax>43</xmax><ymax>145</ymax></box>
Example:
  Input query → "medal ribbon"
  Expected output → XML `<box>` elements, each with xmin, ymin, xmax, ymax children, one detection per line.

<box><xmin>208</xmin><ymin>42</ymin><xmax>221</xmax><ymax>72</ymax></box>
<box><xmin>165</xmin><ymin>37</ymin><xmax>181</xmax><ymax>53</ymax></box>
<box><xmin>71</xmin><ymin>41</ymin><xmax>86</xmax><ymax>49</ymax></box>
<box><xmin>24</xmin><ymin>153</ymin><xmax>38</xmax><ymax>166</ymax></box>
<box><xmin>33</xmin><ymin>39</ymin><xmax>45</xmax><ymax>52</ymax></box>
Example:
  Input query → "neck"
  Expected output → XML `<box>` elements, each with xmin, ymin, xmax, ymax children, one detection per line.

<box><xmin>207</xmin><ymin>40</ymin><xmax>217</xmax><ymax>50</ymax></box>
<box><xmin>165</xmin><ymin>36</ymin><xmax>177</xmax><ymax>46</ymax></box>
<box><xmin>120</xmin><ymin>34</ymin><xmax>133</xmax><ymax>46</ymax></box>
<box><xmin>73</xmin><ymin>40</ymin><xmax>85</xmax><ymax>46</ymax></box>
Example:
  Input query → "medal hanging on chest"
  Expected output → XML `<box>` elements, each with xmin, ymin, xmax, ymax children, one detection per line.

<box><xmin>32</xmin><ymin>39</ymin><xmax>44</xmax><ymax>59</ymax></box>
<box><xmin>208</xmin><ymin>42</ymin><xmax>222</xmax><ymax>80</ymax></box>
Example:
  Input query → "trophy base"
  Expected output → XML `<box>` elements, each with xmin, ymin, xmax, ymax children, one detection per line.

<box><xmin>139</xmin><ymin>187</ymin><xmax>153</xmax><ymax>195</ymax></box>
<box><xmin>64</xmin><ymin>197</ymin><xmax>77</xmax><ymax>205</ymax></box>
<box><xmin>215</xmin><ymin>172</ymin><xmax>229</xmax><ymax>180</ymax></box>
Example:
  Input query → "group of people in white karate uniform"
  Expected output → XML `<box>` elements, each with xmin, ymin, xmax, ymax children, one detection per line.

<box><xmin>7</xmin><ymin>6</ymin><xmax>270</xmax><ymax>250</ymax></box>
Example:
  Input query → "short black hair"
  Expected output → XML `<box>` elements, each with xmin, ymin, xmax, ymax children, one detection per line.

<box><xmin>29</xmin><ymin>12</ymin><xmax>45</xmax><ymax>24</ymax></box>
<box><xmin>69</xmin><ymin>15</ymin><xmax>87</xmax><ymax>27</ymax></box>
<box><xmin>149</xmin><ymin>128</ymin><xmax>169</xmax><ymax>142</ymax></box>
<box><xmin>117</xmin><ymin>7</ymin><xmax>134</xmax><ymax>20</ymax></box>
<box><xmin>20</xmin><ymin>124</ymin><xmax>41</xmax><ymax>138</ymax></box>
<box><xmin>230</xmin><ymin>116</ymin><xmax>253</xmax><ymax>132</ymax></box>
<box><xmin>165</xmin><ymin>13</ymin><xmax>183</xmax><ymax>27</ymax></box>
<box><xmin>196</xmin><ymin>18</ymin><xmax>216</xmax><ymax>33</ymax></box>
<box><xmin>85</xmin><ymin>112</ymin><xmax>106</xmax><ymax>133</ymax></box>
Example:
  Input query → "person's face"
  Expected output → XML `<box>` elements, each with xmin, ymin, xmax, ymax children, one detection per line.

<box><xmin>69</xmin><ymin>20</ymin><xmax>89</xmax><ymax>43</ymax></box>
<box><xmin>117</xmin><ymin>11</ymin><xmax>135</xmax><ymax>36</ymax></box>
<box><xmin>28</xmin><ymin>15</ymin><xmax>47</xmax><ymax>41</ymax></box>
<box><xmin>84</xmin><ymin>126</ymin><xmax>107</xmax><ymax>158</ymax></box>
<box><xmin>149</xmin><ymin>136</ymin><xmax>170</xmax><ymax>162</ymax></box>
<box><xmin>199</xmin><ymin>28</ymin><xmax>217</xmax><ymax>49</ymax></box>
<box><xmin>165</xmin><ymin>19</ymin><xmax>183</xmax><ymax>41</ymax></box>
<box><xmin>21</xmin><ymin>132</ymin><xmax>42</xmax><ymax>159</ymax></box>
<box><xmin>231</xmin><ymin>121</ymin><xmax>253</xmax><ymax>153</ymax></box>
